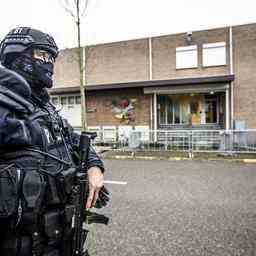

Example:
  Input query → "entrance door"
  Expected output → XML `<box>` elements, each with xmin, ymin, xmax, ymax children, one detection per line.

<box><xmin>205</xmin><ymin>97</ymin><xmax>217</xmax><ymax>124</ymax></box>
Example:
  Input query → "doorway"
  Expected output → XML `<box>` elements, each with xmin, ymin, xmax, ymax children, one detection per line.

<box><xmin>205</xmin><ymin>96</ymin><xmax>218</xmax><ymax>124</ymax></box>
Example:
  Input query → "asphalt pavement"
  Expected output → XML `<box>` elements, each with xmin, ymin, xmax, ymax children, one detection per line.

<box><xmin>87</xmin><ymin>159</ymin><xmax>256</xmax><ymax>256</ymax></box>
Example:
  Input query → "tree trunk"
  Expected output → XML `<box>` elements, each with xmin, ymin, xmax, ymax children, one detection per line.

<box><xmin>76</xmin><ymin>0</ymin><xmax>87</xmax><ymax>131</ymax></box>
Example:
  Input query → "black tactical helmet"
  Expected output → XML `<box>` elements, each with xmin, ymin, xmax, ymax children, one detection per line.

<box><xmin>0</xmin><ymin>27</ymin><xmax>58</xmax><ymax>66</ymax></box>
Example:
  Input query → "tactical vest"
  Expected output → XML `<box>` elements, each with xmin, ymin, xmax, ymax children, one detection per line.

<box><xmin>0</xmin><ymin>66</ymin><xmax>78</xmax><ymax>256</ymax></box>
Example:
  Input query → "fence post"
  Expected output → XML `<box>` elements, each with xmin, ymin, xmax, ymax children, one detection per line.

<box><xmin>188</xmin><ymin>130</ymin><xmax>194</xmax><ymax>158</ymax></box>
<box><xmin>230</xmin><ymin>130</ymin><xmax>234</xmax><ymax>152</ymax></box>
<box><xmin>165</xmin><ymin>130</ymin><xmax>168</xmax><ymax>150</ymax></box>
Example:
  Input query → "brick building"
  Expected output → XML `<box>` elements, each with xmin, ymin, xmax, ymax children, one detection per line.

<box><xmin>50</xmin><ymin>23</ymin><xmax>256</xmax><ymax>136</ymax></box>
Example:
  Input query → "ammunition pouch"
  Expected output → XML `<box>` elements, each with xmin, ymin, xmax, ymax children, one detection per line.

<box><xmin>0</xmin><ymin>164</ymin><xmax>19</xmax><ymax>219</ymax></box>
<box><xmin>56</xmin><ymin>167</ymin><xmax>76</xmax><ymax>203</ymax></box>
<box><xmin>1</xmin><ymin>232</ymin><xmax>20</xmax><ymax>256</ymax></box>
<box><xmin>20</xmin><ymin>169</ymin><xmax>47</xmax><ymax>237</ymax></box>
<box><xmin>0</xmin><ymin>164</ymin><xmax>77</xmax><ymax>256</ymax></box>
<box><xmin>60</xmin><ymin>205</ymin><xmax>75</xmax><ymax>256</ymax></box>
<box><xmin>44</xmin><ymin>167</ymin><xmax>76</xmax><ymax>205</ymax></box>
<box><xmin>63</xmin><ymin>204</ymin><xmax>75</xmax><ymax>224</ymax></box>
<box><xmin>1</xmin><ymin>232</ymin><xmax>32</xmax><ymax>256</ymax></box>
<box><xmin>22</xmin><ymin>170</ymin><xmax>46</xmax><ymax>211</ymax></box>
<box><xmin>21</xmin><ymin>165</ymin><xmax>76</xmax><ymax>210</ymax></box>
<box><xmin>45</xmin><ymin>175</ymin><xmax>62</xmax><ymax>205</ymax></box>
<box><xmin>19</xmin><ymin>236</ymin><xmax>33</xmax><ymax>256</ymax></box>
<box><xmin>43</xmin><ymin>211</ymin><xmax>62</xmax><ymax>246</ymax></box>
<box><xmin>42</xmin><ymin>249</ymin><xmax>60</xmax><ymax>256</ymax></box>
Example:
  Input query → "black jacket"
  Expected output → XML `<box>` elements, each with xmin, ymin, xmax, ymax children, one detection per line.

<box><xmin>0</xmin><ymin>65</ymin><xmax>104</xmax><ymax>173</ymax></box>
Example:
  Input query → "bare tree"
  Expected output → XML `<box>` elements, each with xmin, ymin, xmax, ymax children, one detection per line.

<box><xmin>59</xmin><ymin>0</ymin><xmax>91</xmax><ymax>131</ymax></box>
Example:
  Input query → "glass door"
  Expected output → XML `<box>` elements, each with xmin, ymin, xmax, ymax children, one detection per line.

<box><xmin>205</xmin><ymin>97</ymin><xmax>217</xmax><ymax>124</ymax></box>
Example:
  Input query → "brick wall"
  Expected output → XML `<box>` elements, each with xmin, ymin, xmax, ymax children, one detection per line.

<box><xmin>85</xmin><ymin>39</ymin><xmax>150</xmax><ymax>85</ymax></box>
<box><xmin>233</xmin><ymin>24</ymin><xmax>256</xmax><ymax>128</ymax></box>
<box><xmin>53</xmin><ymin>27</ymin><xmax>230</xmax><ymax>88</ymax></box>
<box><xmin>53</xmin><ymin>48</ymin><xmax>80</xmax><ymax>88</ymax></box>
<box><xmin>52</xmin><ymin>23</ymin><xmax>256</xmax><ymax>129</ymax></box>
<box><xmin>86</xmin><ymin>88</ymin><xmax>151</xmax><ymax>127</ymax></box>
<box><xmin>152</xmin><ymin>27</ymin><xmax>230</xmax><ymax>80</ymax></box>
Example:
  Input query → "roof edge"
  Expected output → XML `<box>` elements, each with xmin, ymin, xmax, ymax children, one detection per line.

<box><xmin>50</xmin><ymin>74</ymin><xmax>235</xmax><ymax>94</ymax></box>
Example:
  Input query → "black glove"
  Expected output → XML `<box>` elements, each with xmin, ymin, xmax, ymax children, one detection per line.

<box><xmin>94</xmin><ymin>186</ymin><xmax>110</xmax><ymax>209</ymax></box>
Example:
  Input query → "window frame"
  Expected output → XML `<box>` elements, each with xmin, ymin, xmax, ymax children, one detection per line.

<box><xmin>176</xmin><ymin>45</ymin><xmax>198</xmax><ymax>70</ymax></box>
<box><xmin>202</xmin><ymin>42</ymin><xmax>227</xmax><ymax>67</ymax></box>
<box><xmin>158</xmin><ymin>95</ymin><xmax>189</xmax><ymax>125</ymax></box>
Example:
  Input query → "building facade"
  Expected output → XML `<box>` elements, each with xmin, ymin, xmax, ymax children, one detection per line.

<box><xmin>50</xmin><ymin>23</ymin><xmax>256</xmax><ymax>135</ymax></box>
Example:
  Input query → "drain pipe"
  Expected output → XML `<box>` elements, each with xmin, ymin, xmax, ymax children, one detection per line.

<box><xmin>229</xmin><ymin>26</ymin><xmax>234</xmax><ymax>129</ymax></box>
<box><xmin>153</xmin><ymin>92</ymin><xmax>157</xmax><ymax>142</ymax></box>
<box><xmin>149</xmin><ymin>37</ymin><xmax>157</xmax><ymax>141</ymax></box>
<box><xmin>149</xmin><ymin>37</ymin><xmax>153</xmax><ymax>131</ymax></box>
<box><xmin>149</xmin><ymin>37</ymin><xmax>153</xmax><ymax>80</ymax></box>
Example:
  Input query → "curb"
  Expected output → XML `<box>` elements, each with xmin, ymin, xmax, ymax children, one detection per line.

<box><xmin>103</xmin><ymin>155</ymin><xmax>186</xmax><ymax>161</ymax></box>
<box><xmin>103</xmin><ymin>155</ymin><xmax>256</xmax><ymax>163</ymax></box>
<box><xmin>243</xmin><ymin>159</ymin><xmax>256</xmax><ymax>164</ymax></box>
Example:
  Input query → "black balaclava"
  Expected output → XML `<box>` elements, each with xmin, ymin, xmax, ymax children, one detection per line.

<box><xmin>10</xmin><ymin>51</ymin><xmax>54</xmax><ymax>102</ymax></box>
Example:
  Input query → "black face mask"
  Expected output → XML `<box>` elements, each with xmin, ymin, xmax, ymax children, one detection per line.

<box><xmin>10</xmin><ymin>54</ymin><xmax>54</xmax><ymax>89</ymax></box>
<box><xmin>33</xmin><ymin>59</ymin><xmax>54</xmax><ymax>88</ymax></box>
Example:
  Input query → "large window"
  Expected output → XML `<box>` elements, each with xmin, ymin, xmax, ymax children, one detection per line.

<box><xmin>158</xmin><ymin>94</ymin><xmax>219</xmax><ymax>126</ymax></box>
<box><xmin>203</xmin><ymin>42</ymin><xmax>226</xmax><ymax>67</ymax></box>
<box><xmin>158</xmin><ymin>95</ymin><xmax>189</xmax><ymax>125</ymax></box>
<box><xmin>158</xmin><ymin>96</ymin><xmax>173</xmax><ymax>124</ymax></box>
<box><xmin>176</xmin><ymin>45</ymin><xmax>198</xmax><ymax>69</ymax></box>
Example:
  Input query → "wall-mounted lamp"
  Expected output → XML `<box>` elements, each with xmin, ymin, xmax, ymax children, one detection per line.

<box><xmin>186</xmin><ymin>31</ymin><xmax>192</xmax><ymax>43</ymax></box>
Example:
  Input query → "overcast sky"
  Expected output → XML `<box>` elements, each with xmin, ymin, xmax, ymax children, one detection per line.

<box><xmin>1</xmin><ymin>0</ymin><xmax>256</xmax><ymax>49</ymax></box>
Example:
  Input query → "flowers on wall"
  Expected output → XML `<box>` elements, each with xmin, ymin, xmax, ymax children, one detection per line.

<box><xmin>111</xmin><ymin>98</ymin><xmax>137</xmax><ymax>124</ymax></box>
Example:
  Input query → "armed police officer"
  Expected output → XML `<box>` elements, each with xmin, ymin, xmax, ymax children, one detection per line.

<box><xmin>0</xmin><ymin>27</ymin><xmax>106</xmax><ymax>256</ymax></box>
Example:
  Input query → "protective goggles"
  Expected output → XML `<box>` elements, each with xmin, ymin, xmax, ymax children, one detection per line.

<box><xmin>33</xmin><ymin>49</ymin><xmax>55</xmax><ymax>64</ymax></box>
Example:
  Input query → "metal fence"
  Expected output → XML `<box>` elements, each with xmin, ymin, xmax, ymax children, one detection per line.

<box><xmin>87</xmin><ymin>128</ymin><xmax>256</xmax><ymax>154</ymax></box>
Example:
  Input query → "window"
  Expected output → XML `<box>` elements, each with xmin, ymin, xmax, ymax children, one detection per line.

<box><xmin>158</xmin><ymin>95</ymin><xmax>189</xmax><ymax>125</ymax></box>
<box><xmin>190</xmin><ymin>99</ymin><xmax>199</xmax><ymax>114</ymax></box>
<box><xmin>75</xmin><ymin>96</ymin><xmax>81</xmax><ymax>104</ymax></box>
<box><xmin>173</xmin><ymin>100</ymin><xmax>180</xmax><ymax>124</ymax></box>
<box><xmin>60</xmin><ymin>96</ymin><xmax>67</xmax><ymax>105</ymax></box>
<box><xmin>203</xmin><ymin>42</ymin><xmax>226</xmax><ymax>67</ymax></box>
<box><xmin>68</xmin><ymin>96</ymin><xmax>75</xmax><ymax>105</ymax></box>
<box><xmin>158</xmin><ymin>96</ymin><xmax>173</xmax><ymax>124</ymax></box>
<box><xmin>51</xmin><ymin>97</ymin><xmax>59</xmax><ymax>106</ymax></box>
<box><xmin>59</xmin><ymin>95</ymin><xmax>81</xmax><ymax>106</ymax></box>
<box><xmin>176</xmin><ymin>45</ymin><xmax>198</xmax><ymax>69</ymax></box>
<box><xmin>158</xmin><ymin>96</ymin><xmax>166</xmax><ymax>124</ymax></box>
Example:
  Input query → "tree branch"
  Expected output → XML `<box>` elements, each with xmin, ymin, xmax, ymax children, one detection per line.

<box><xmin>59</xmin><ymin>0</ymin><xmax>93</xmax><ymax>130</ymax></box>
<box><xmin>59</xmin><ymin>0</ymin><xmax>77</xmax><ymax>21</ymax></box>
<box><xmin>81</xmin><ymin>0</ymin><xmax>89</xmax><ymax>18</ymax></box>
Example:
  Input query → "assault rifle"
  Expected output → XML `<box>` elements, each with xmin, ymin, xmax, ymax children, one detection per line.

<box><xmin>72</xmin><ymin>131</ymin><xmax>109</xmax><ymax>256</ymax></box>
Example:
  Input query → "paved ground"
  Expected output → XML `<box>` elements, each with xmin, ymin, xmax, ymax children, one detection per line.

<box><xmin>87</xmin><ymin>159</ymin><xmax>256</xmax><ymax>256</ymax></box>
